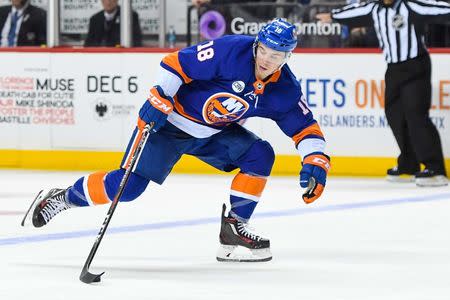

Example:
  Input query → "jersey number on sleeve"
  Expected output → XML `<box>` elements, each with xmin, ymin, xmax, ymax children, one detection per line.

<box><xmin>197</xmin><ymin>41</ymin><xmax>214</xmax><ymax>62</ymax></box>
<box><xmin>298</xmin><ymin>95</ymin><xmax>310</xmax><ymax>115</ymax></box>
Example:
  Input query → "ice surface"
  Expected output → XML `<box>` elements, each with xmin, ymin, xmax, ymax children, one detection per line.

<box><xmin>0</xmin><ymin>170</ymin><xmax>449</xmax><ymax>300</ymax></box>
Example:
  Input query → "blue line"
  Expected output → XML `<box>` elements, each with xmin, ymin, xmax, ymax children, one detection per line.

<box><xmin>1</xmin><ymin>192</ymin><xmax>450</xmax><ymax>247</ymax></box>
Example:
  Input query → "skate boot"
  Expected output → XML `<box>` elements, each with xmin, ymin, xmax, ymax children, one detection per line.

<box><xmin>415</xmin><ymin>169</ymin><xmax>448</xmax><ymax>187</ymax></box>
<box><xmin>216</xmin><ymin>204</ymin><xmax>272</xmax><ymax>262</ymax></box>
<box><xmin>21</xmin><ymin>188</ymin><xmax>72</xmax><ymax>228</ymax></box>
<box><xmin>386</xmin><ymin>167</ymin><xmax>415</xmax><ymax>183</ymax></box>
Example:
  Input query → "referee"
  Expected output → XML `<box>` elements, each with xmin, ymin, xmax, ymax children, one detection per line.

<box><xmin>317</xmin><ymin>0</ymin><xmax>450</xmax><ymax>187</ymax></box>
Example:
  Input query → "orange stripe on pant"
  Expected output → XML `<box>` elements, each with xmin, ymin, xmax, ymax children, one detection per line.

<box><xmin>86</xmin><ymin>171</ymin><xmax>110</xmax><ymax>205</ymax></box>
<box><xmin>231</xmin><ymin>173</ymin><xmax>267</xmax><ymax>198</ymax></box>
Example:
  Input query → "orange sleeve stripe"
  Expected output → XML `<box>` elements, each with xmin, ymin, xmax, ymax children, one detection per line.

<box><xmin>162</xmin><ymin>52</ymin><xmax>192</xmax><ymax>84</ymax></box>
<box><xmin>292</xmin><ymin>123</ymin><xmax>324</xmax><ymax>145</ymax></box>
<box><xmin>87</xmin><ymin>171</ymin><xmax>110</xmax><ymax>205</ymax></box>
<box><xmin>231</xmin><ymin>173</ymin><xmax>267</xmax><ymax>197</ymax></box>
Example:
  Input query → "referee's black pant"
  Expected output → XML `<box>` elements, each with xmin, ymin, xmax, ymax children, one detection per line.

<box><xmin>385</xmin><ymin>54</ymin><xmax>446</xmax><ymax>175</ymax></box>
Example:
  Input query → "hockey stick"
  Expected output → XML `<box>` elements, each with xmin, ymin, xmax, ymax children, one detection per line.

<box><xmin>302</xmin><ymin>177</ymin><xmax>316</xmax><ymax>199</ymax></box>
<box><xmin>79</xmin><ymin>123</ymin><xmax>153</xmax><ymax>284</ymax></box>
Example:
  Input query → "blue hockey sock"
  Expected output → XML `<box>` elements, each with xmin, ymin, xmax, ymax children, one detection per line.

<box><xmin>67</xmin><ymin>169</ymin><xmax>149</xmax><ymax>207</ymax></box>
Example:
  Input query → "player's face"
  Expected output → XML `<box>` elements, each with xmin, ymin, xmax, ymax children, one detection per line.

<box><xmin>102</xmin><ymin>0</ymin><xmax>119</xmax><ymax>13</ymax></box>
<box><xmin>255</xmin><ymin>43</ymin><xmax>286</xmax><ymax>80</ymax></box>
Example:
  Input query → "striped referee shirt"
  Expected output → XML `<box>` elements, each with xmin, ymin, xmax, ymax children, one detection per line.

<box><xmin>331</xmin><ymin>0</ymin><xmax>450</xmax><ymax>63</ymax></box>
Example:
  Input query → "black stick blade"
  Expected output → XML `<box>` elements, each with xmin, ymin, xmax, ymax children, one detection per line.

<box><xmin>79</xmin><ymin>268</ymin><xmax>104</xmax><ymax>284</ymax></box>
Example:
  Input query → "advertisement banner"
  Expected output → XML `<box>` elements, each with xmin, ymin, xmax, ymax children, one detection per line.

<box><xmin>193</xmin><ymin>3</ymin><xmax>345</xmax><ymax>48</ymax></box>
<box><xmin>0</xmin><ymin>51</ymin><xmax>164</xmax><ymax>150</ymax></box>
<box><xmin>245</xmin><ymin>53</ymin><xmax>450</xmax><ymax>159</ymax></box>
<box><xmin>0</xmin><ymin>51</ymin><xmax>448</xmax><ymax>162</ymax></box>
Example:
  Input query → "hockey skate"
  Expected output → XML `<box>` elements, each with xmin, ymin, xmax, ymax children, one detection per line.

<box><xmin>21</xmin><ymin>188</ymin><xmax>72</xmax><ymax>228</ymax></box>
<box><xmin>216</xmin><ymin>204</ymin><xmax>272</xmax><ymax>262</ymax></box>
<box><xmin>415</xmin><ymin>169</ymin><xmax>448</xmax><ymax>187</ymax></box>
<box><xmin>386</xmin><ymin>167</ymin><xmax>415</xmax><ymax>183</ymax></box>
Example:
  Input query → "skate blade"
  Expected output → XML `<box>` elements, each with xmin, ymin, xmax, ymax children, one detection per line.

<box><xmin>386</xmin><ymin>175</ymin><xmax>414</xmax><ymax>183</ymax></box>
<box><xmin>416</xmin><ymin>176</ymin><xmax>448</xmax><ymax>187</ymax></box>
<box><xmin>20</xmin><ymin>190</ymin><xmax>44</xmax><ymax>227</ymax></box>
<box><xmin>216</xmin><ymin>244</ymin><xmax>272</xmax><ymax>262</ymax></box>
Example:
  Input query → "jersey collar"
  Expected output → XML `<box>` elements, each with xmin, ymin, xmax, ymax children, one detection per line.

<box><xmin>253</xmin><ymin>70</ymin><xmax>281</xmax><ymax>95</ymax></box>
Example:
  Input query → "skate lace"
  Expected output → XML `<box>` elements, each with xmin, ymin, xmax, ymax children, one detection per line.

<box><xmin>237</xmin><ymin>222</ymin><xmax>262</xmax><ymax>241</ymax></box>
<box><xmin>41</xmin><ymin>191</ymin><xmax>69</xmax><ymax>223</ymax></box>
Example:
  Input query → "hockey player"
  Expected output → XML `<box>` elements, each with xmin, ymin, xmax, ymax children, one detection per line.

<box><xmin>22</xmin><ymin>19</ymin><xmax>330</xmax><ymax>262</ymax></box>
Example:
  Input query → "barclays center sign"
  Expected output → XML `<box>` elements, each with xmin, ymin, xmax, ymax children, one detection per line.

<box><xmin>231</xmin><ymin>17</ymin><xmax>341</xmax><ymax>36</ymax></box>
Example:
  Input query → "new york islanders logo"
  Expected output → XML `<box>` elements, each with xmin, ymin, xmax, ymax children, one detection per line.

<box><xmin>202</xmin><ymin>93</ymin><xmax>249</xmax><ymax>125</ymax></box>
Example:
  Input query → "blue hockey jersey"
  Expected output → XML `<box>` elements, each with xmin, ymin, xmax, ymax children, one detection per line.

<box><xmin>160</xmin><ymin>35</ymin><xmax>324</xmax><ymax>151</ymax></box>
